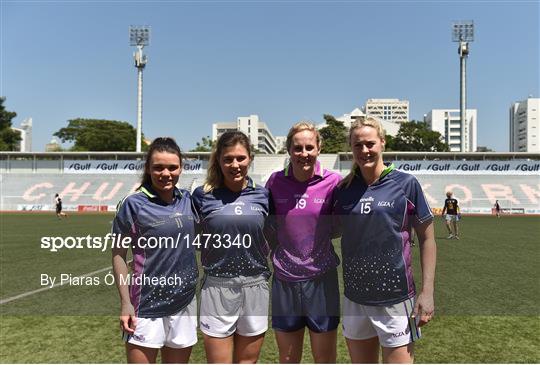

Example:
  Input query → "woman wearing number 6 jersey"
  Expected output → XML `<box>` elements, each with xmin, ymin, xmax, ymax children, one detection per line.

<box><xmin>265</xmin><ymin>122</ymin><xmax>341</xmax><ymax>363</ymax></box>
<box><xmin>192</xmin><ymin>131</ymin><xmax>271</xmax><ymax>364</ymax></box>
<box><xmin>112</xmin><ymin>137</ymin><xmax>198</xmax><ymax>363</ymax></box>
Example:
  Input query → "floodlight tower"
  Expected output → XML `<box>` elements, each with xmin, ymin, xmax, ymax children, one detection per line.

<box><xmin>129</xmin><ymin>25</ymin><xmax>150</xmax><ymax>153</ymax></box>
<box><xmin>452</xmin><ymin>20</ymin><xmax>474</xmax><ymax>152</ymax></box>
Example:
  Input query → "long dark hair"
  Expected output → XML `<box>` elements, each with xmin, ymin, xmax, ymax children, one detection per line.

<box><xmin>204</xmin><ymin>131</ymin><xmax>253</xmax><ymax>192</ymax></box>
<box><xmin>138</xmin><ymin>137</ymin><xmax>183</xmax><ymax>189</ymax></box>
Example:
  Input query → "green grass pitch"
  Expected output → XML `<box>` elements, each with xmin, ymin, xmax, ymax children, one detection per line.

<box><xmin>1</xmin><ymin>213</ymin><xmax>539</xmax><ymax>363</ymax></box>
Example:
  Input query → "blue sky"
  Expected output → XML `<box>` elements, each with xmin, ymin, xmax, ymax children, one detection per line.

<box><xmin>2</xmin><ymin>1</ymin><xmax>539</xmax><ymax>152</ymax></box>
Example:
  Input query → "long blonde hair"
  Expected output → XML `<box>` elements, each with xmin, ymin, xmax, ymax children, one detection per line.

<box><xmin>203</xmin><ymin>131</ymin><xmax>254</xmax><ymax>193</ymax></box>
<box><xmin>340</xmin><ymin>116</ymin><xmax>386</xmax><ymax>188</ymax></box>
<box><xmin>285</xmin><ymin>121</ymin><xmax>322</xmax><ymax>153</ymax></box>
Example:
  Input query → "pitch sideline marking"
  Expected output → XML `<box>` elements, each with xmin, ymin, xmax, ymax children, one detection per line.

<box><xmin>0</xmin><ymin>265</ymin><xmax>113</xmax><ymax>305</ymax></box>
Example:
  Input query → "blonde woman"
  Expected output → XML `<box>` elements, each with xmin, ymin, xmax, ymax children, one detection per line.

<box><xmin>192</xmin><ymin>131</ymin><xmax>271</xmax><ymax>363</ymax></box>
<box><xmin>334</xmin><ymin>117</ymin><xmax>437</xmax><ymax>363</ymax></box>
<box><xmin>266</xmin><ymin>122</ymin><xmax>341</xmax><ymax>363</ymax></box>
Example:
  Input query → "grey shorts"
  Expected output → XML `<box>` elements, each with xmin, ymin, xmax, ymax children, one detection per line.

<box><xmin>199</xmin><ymin>274</ymin><xmax>270</xmax><ymax>337</ymax></box>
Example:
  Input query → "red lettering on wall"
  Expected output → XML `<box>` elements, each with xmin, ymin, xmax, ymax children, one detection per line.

<box><xmin>519</xmin><ymin>184</ymin><xmax>540</xmax><ymax>204</ymax></box>
<box><xmin>93</xmin><ymin>182</ymin><xmax>124</xmax><ymax>201</ymax></box>
<box><xmin>129</xmin><ymin>182</ymin><xmax>140</xmax><ymax>193</ymax></box>
<box><xmin>421</xmin><ymin>184</ymin><xmax>438</xmax><ymax>205</ymax></box>
<box><xmin>481</xmin><ymin>184</ymin><xmax>520</xmax><ymax>205</ymax></box>
<box><xmin>60</xmin><ymin>182</ymin><xmax>91</xmax><ymax>202</ymax></box>
<box><xmin>22</xmin><ymin>183</ymin><xmax>54</xmax><ymax>201</ymax></box>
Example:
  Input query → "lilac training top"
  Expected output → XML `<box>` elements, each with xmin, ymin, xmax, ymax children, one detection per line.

<box><xmin>265</xmin><ymin>161</ymin><xmax>341</xmax><ymax>281</ymax></box>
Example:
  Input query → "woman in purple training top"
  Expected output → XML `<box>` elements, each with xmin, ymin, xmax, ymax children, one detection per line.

<box><xmin>265</xmin><ymin>121</ymin><xmax>341</xmax><ymax>363</ymax></box>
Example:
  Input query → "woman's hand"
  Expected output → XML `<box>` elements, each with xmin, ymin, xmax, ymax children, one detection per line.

<box><xmin>414</xmin><ymin>291</ymin><xmax>434</xmax><ymax>327</ymax></box>
<box><xmin>412</xmin><ymin>220</ymin><xmax>437</xmax><ymax>327</ymax></box>
<box><xmin>120</xmin><ymin>301</ymin><xmax>137</xmax><ymax>333</ymax></box>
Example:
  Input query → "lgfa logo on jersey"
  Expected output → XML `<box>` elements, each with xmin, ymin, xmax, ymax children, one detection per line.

<box><xmin>377</xmin><ymin>200</ymin><xmax>395</xmax><ymax>208</ymax></box>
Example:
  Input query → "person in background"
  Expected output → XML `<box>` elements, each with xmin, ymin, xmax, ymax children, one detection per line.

<box><xmin>54</xmin><ymin>193</ymin><xmax>68</xmax><ymax>219</ymax></box>
<box><xmin>494</xmin><ymin>200</ymin><xmax>501</xmax><ymax>218</ymax></box>
<box><xmin>441</xmin><ymin>191</ymin><xmax>461</xmax><ymax>239</ymax></box>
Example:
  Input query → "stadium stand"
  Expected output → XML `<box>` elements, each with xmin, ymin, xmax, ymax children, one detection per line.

<box><xmin>1</xmin><ymin>152</ymin><xmax>539</xmax><ymax>214</ymax></box>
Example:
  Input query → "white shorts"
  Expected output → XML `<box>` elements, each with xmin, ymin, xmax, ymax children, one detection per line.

<box><xmin>342</xmin><ymin>296</ymin><xmax>421</xmax><ymax>348</ymax></box>
<box><xmin>199</xmin><ymin>274</ymin><xmax>269</xmax><ymax>338</ymax></box>
<box><xmin>445</xmin><ymin>214</ymin><xmax>459</xmax><ymax>222</ymax></box>
<box><xmin>123</xmin><ymin>296</ymin><xmax>198</xmax><ymax>349</ymax></box>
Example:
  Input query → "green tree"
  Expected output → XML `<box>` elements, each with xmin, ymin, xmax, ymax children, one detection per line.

<box><xmin>384</xmin><ymin>133</ymin><xmax>396</xmax><ymax>151</ymax></box>
<box><xmin>54</xmin><ymin>118</ymin><xmax>147</xmax><ymax>151</ymax></box>
<box><xmin>391</xmin><ymin>121</ymin><xmax>449</xmax><ymax>152</ymax></box>
<box><xmin>319</xmin><ymin>114</ymin><xmax>348</xmax><ymax>153</ymax></box>
<box><xmin>0</xmin><ymin>97</ymin><xmax>22</xmax><ymax>151</ymax></box>
<box><xmin>190</xmin><ymin>136</ymin><xmax>215</xmax><ymax>152</ymax></box>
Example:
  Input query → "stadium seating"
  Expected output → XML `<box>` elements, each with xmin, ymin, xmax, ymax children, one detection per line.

<box><xmin>1</xmin><ymin>153</ymin><xmax>538</xmax><ymax>214</ymax></box>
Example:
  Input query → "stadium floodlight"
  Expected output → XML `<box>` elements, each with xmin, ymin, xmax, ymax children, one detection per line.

<box><xmin>452</xmin><ymin>21</ymin><xmax>474</xmax><ymax>42</ymax></box>
<box><xmin>452</xmin><ymin>20</ymin><xmax>474</xmax><ymax>152</ymax></box>
<box><xmin>129</xmin><ymin>26</ymin><xmax>150</xmax><ymax>46</ymax></box>
<box><xmin>129</xmin><ymin>25</ymin><xmax>150</xmax><ymax>153</ymax></box>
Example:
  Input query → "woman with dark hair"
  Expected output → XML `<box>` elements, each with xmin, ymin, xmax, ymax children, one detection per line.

<box><xmin>494</xmin><ymin>200</ymin><xmax>501</xmax><ymax>218</ymax></box>
<box><xmin>192</xmin><ymin>131</ymin><xmax>271</xmax><ymax>363</ymax></box>
<box><xmin>112</xmin><ymin>137</ymin><xmax>199</xmax><ymax>363</ymax></box>
<box><xmin>54</xmin><ymin>193</ymin><xmax>67</xmax><ymax>219</ymax></box>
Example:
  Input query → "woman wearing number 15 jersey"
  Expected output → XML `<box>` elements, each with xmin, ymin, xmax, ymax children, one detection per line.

<box><xmin>333</xmin><ymin>117</ymin><xmax>436</xmax><ymax>363</ymax></box>
<box><xmin>192</xmin><ymin>131</ymin><xmax>271</xmax><ymax>364</ymax></box>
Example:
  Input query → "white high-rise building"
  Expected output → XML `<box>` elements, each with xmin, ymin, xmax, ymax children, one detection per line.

<box><xmin>365</xmin><ymin>99</ymin><xmax>409</xmax><ymax>124</ymax></box>
<box><xmin>335</xmin><ymin>107</ymin><xmax>400</xmax><ymax>136</ymax></box>
<box><xmin>336</xmin><ymin>107</ymin><xmax>366</xmax><ymax>129</ymax></box>
<box><xmin>274</xmin><ymin>136</ymin><xmax>287</xmax><ymax>153</ymax></box>
<box><xmin>212</xmin><ymin>115</ymin><xmax>279</xmax><ymax>154</ymax></box>
<box><xmin>10</xmin><ymin>117</ymin><xmax>32</xmax><ymax>152</ymax></box>
<box><xmin>424</xmin><ymin>109</ymin><xmax>477</xmax><ymax>152</ymax></box>
<box><xmin>509</xmin><ymin>97</ymin><xmax>540</xmax><ymax>152</ymax></box>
